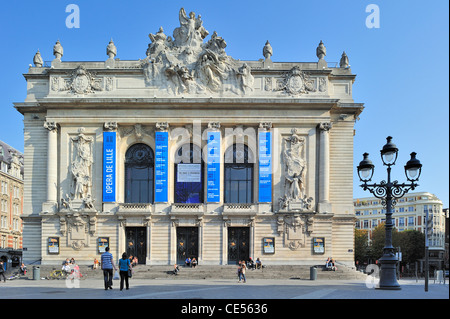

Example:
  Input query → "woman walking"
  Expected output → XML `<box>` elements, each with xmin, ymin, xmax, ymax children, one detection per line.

<box><xmin>118</xmin><ymin>252</ymin><xmax>131</xmax><ymax>291</ymax></box>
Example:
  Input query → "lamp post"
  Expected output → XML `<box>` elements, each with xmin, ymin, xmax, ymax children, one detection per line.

<box><xmin>357</xmin><ymin>136</ymin><xmax>422</xmax><ymax>290</ymax></box>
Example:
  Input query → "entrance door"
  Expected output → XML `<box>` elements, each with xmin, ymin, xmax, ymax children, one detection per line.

<box><xmin>228</xmin><ymin>227</ymin><xmax>250</xmax><ymax>264</ymax></box>
<box><xmin>125</xmin><ymin>227</ymin><xmax>147</xmax><ymax>264</ymax></box>
<box><xmin>177</xmin><ymin>227</ymin><xmax>198</xmax><ymax>264</ymax></box>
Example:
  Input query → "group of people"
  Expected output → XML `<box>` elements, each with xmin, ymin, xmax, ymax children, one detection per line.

<box><xmin>61</xmin><ymin>257</ymin><xmax>83</xmax><ymax>280</ymax></box>
<box><xmin>184</xmin><ymin>257</ymin><xmax>198</xmax><ymax>268</ymax></box>
<box><xmin>325</xmin><ymin>257</ymin><xmax>337</xmax><ymax>271</ymax></box>
<box><xmin>246</xmin><ymin>257</ymin><xmax>263</xmax><ymax>270</ymax></box>
<box><xmin>62</xmin><ymin>258</ymin><xmax>75</xmax><ymax>273</ymax></box>
<box><xmin>101</xmin><ymin>247</ymin><xmax>133</xmax><ymax>291</ymax></box>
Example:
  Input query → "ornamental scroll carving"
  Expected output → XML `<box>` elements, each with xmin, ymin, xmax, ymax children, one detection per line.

<box><xmin>277</xmin><ymin>213</ymin><xmax>314</xmax><ymax>250</ymax></box>
<box><xmin>278</xmin><ymin>66</ymin><xmax>316</xmax><ymax>96</ymax></box>
<box><xmin>53</xmin><ymin>65</ymin><xmax>103</xmax><ymax>94</ymax></box>
<box><xmin>59</xmin><ymin>213</ymin><xmax>97</xmax><ymax>251</ymax></box>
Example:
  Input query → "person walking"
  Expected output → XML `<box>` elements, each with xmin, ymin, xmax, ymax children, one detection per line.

<box><xmin>118</xmin><ymin>252</ymin><xmax>131</xmax><ymax>291</ymax></box>
<box><xmin>240</xmin><ymin>261</ymin><xmax>247</xmax><ymax>283</ymax></box>
<box><xmin>101</xmin><ymin>246</ymin><xmax>117</xmax><ymax>290</ymax></box>
<box><xmin>0</xmin><ymin>261</ymin><xmax>6</xmax><ymax>282</ymax></box>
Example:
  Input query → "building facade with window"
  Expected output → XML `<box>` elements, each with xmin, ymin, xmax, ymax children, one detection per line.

<box><xmin>354</xmin><ymin>192</ymin><xmax>446</xmax><ymax>267</ymax></box>
<box><xmin>15</xmin><ymin>9</ymin><xmax>363</xmax><ymax>266</ymax></box>
<box><xmin>0</xmin><ymin>140</ymin><xmax>24</xmax><ymax>267</ymax></box>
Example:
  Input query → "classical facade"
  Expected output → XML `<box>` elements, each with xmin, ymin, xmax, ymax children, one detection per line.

<box><xmin>15</xmin><ymin>8</ymin><xmax>363</xmax><ymax>266</ymax></box>
<box><xmin>0</xmin><ymin>140</ymin><xmax>24</xmax><ymax>267</ymax></box>
<box><xmin>354</xmin><ymin>192</ymin><xmax>446</xmax><ymax>268</ymax></box>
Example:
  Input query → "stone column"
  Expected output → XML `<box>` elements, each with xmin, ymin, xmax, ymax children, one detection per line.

<box><xmin>144</xmin><ymin>217</ymin><xmax>152</xmax><ymax>265</ymax></box>
<box><xmin>318</xmin><ymin>122</ymin><xmax>332</xmax><ymax>213</ymax></box>
<box><xmin>197</xmin><ymin>217</ymin><xmax>203</xmax><ymax>264</ymax></box>
<box><xmin>43</xmin><ymin>121</ymin><xmax>58</xmax><ymax>213</ymax></box>
<box><xmin>249</xmin><ymin>217</ymin><xmax>255</xmax><ymax>260</ymax></box>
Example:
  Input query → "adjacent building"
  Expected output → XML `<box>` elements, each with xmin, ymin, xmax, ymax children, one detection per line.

<box><xmin>15</xmin><ymin>8</ymin><xmax>363</xmax><ymax>266</ymax></box>
<box><xmin>0</xmin><ymin>140</ymin><xmax>24</xmax><ymax>267</ymax></box>
<box><xmin>354</xmin><ymin>192</ymin><xmax>446</xmax><ymax>268</ymax></box>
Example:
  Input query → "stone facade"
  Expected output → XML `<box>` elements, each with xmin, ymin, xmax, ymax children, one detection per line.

<box><xmin>15</xmin><ymin>8</ymin><xmax>363</xmax><ymax>266</ymax></box>
<box><xmin>0</xmin><ymin>140</ymin><xmax>24</xmax><ymax>267</ymax></box>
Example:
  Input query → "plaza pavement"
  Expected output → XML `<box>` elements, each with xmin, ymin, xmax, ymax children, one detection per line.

<box><xmin>0</xmin><ymin>277</ymin><xmax>447</xmax><ymax>300</ymax></box>
<box><xmin>1</xmin><ymin>277</ymin><xmax>447</xmax><ymax>317</ymax></box>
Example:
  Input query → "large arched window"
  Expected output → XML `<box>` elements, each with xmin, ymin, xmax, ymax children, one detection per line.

<box><xmin>174</xmin><ymin>143</ymin><xmax>204</xmax><ymax>203</ymax></box>
<box><xmin>125</xmin><ymin>143</ymin><xmax>154</xmax><ymax>203</ymax></box>
<box><xmin>224</xmin><ymin>144</ymin><xmax>254</xmax><ymax>203</ymax></box>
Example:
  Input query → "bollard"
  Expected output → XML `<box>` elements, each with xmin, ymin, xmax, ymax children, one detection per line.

<box><xmin>33</xmin><ymin>266</ymin><xmax>40</xmax><ymax>280</ymax></box>
<box><xmin>310</xmin><ymin>266</ymin><xmax>317</xmax><ymax>280</ymax></box>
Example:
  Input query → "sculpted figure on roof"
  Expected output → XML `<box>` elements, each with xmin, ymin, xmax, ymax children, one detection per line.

<box><xmin>141</xmin><ymin>8</ymin><xmax>252</xmax><ymax>96</ymax></box>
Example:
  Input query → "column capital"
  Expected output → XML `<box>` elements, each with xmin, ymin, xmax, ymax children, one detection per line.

<box><xmin>318</xmin><ymin>122</ymin><xmax>332</xmax><ymax>132</ymax></box>
<box><xmin>207</xmin><ymin>121</ymin><xmax>221</xmax><ymax>131</ymax></box>
<box><xmin>259</xmin><ymin>122</ymin><xmax>272</xmax><ymax>131</ymax></box>
<box><xmin>104</xmin><ymin>121</ymin><xmax>118</xmax><ymax>131</ymax></box>
<box><xmin>156</xmin><ymin>122</ymin><xmax>169</xmax><ymax>132</ymax></box>
<box><xmin>44</xmin><ymin>121</ymin><xmax>58</xmax><ymax>132</ymax></box>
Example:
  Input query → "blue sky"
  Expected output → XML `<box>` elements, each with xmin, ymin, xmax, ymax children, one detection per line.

<box><xmin>0</xmin><ymin>0</ymin><xmax>448</xmax><ymax>207</ymax></box>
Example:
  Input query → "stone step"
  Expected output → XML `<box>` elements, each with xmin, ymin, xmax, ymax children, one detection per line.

<box><xmin>21</xmin><ymin>264</ymin><xmax>368</xmax><ymax>281</ymax></box>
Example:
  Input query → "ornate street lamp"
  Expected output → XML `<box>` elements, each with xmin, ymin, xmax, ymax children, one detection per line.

<box><xmin>357</xmin><ymin>136</ymin><xmax>422</xmax><ymax>290</ymax></box>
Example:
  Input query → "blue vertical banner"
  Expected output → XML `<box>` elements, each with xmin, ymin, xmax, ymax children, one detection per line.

<box><xmin>155</xmin><ymin>131</ymin><xmax>169</xmax><ymax>202</ymax></box>
<box><xmin>258</xmin><ymin>131</ymin><xmax>272</xmax><ymax>202</ymax></box>
<box><xmin>103</xmin><ymin>131</ymin><xmax>116</xmax><ymax>202</ymax></box>
<box><xmin>207</xmin><ymin>131</ymin><xmax>221</xmax><ymax>202</ymax></box>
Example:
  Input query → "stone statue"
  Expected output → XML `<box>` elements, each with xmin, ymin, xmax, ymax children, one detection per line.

<box><xmin>204</xmin><ymin>31</ymin><xmax>227</xmax><ymax>56</ymax></box>
<box><xmin>33</xmin><ymin>50</ymin><xmax>43</xmax><ymax>67</ymax></box>
<box><xmin>316</xmin><ymin>40</ymin><xmax>326</xmax><ymax>60</ymax></box>
<box><xmin>147</xmin><ymin>27</ymin><xmax>170</xmax><ymax>57</ymax></box>
<box><xmin>106</xmin><ymin>39</ymin><xmax>117</xmax><ymax>59</ymax></box>
<box><xmin>340</xmin><ymin>51</ymin><xmax>349</xmax><ymax>68</ymax></box>
<box><xmin>237</xmin><ymin>63</ymin><xmax>254</xmax><ymax>94</ymax></box>
<box><xmin>53</xmin><ymin>40</ymin><xmax>64</xmax><ymax>60</ymax></box>
<box><xmin>263</xmin><ymin>40</ymin><xmax>273</xmax><ymax>60</ymax></box>
<box><xmin>196</xmin><ymin>53</ymin><xmax>223</xmax><ymax>92</ymax></box>
<box><xmin>173</xmin><ymin>8</ymin><xmax>205</xmax><ymax>49</ymax></box>
<box><xmin>283</xmin><ymin>129</ymin><xmax>307</xmax><ymax>201</ymax></box>
<box><xmin>70</xmin><ymin>128</ymin><xmax>93</xmax><ymax>201</ymax></box>
<box><xmin>196</xmin><ymin>14</ymin><xmax>209</xmax><ymax>40</ymax></box>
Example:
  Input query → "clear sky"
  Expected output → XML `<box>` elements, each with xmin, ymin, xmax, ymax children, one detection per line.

<box><xmin>0</xmin><ymin>0</ymin><xmax>448</xmax><ymax>207</ymax></box>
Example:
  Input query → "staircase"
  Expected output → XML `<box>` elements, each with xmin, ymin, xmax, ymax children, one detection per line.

<box><xmin>24</xmin><ymin>264</ymin><xmax>368</xmax><ymax>281</ymax></box>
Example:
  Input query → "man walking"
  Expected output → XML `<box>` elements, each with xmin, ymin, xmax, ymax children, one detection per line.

<box><xmin>101</xmin><ymin>246</ymin><xmax>117</xmax><ymax>290</ymax></box>
<box><xmin>0</xmin><ymin>261</ymin><xmax>6</xmax><ymax>282</ymax></box>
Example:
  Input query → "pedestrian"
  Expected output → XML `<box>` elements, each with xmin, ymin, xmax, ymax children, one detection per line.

<box><xmin>237</xmin><ymin>261</ymin><xmax>242</xmax><ymax>282</ymax></box>
<box><xmin>240</xmin><ymin>261</ymin><xmax>247</xmax><ymax>283</ymax></box>
<box><xmin>101</xmin><ymin>246</ymin><xmax>117</xmax><ymax>290</ymax></box>
<box><xmin>0</xmin><ymin>261</ymin><xmax>6</xmax><ymax>282</ymax></box>
<box><xmin>118</xmin><ymin>252</ymin><xmax>131</xmax><ymax>291</ymax></box>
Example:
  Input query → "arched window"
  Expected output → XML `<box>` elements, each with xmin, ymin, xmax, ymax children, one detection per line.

<box><xmin>224</xmin><ymin>144</ymin><xmax>254</xmax><ymax>203</ymax></box>
<box><xmin>125</xmin><ymin>143</ymin><xmax>154</xmax><ymax>203</ymax></box>
<box><xmin>174</xmin><ymin>143</ymin><xmax>204</xmax><ymax>203</ymax></box>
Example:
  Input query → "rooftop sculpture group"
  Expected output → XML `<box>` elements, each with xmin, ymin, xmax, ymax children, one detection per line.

<box><xmin>141</xmin><ymin>8</ymin><xmax>254</xmax><ymax>96</ymax></box>
<box><xmin>31</xmin><ymin>8</ymin><xmax>351</xmax><ymax>98</ymax></box>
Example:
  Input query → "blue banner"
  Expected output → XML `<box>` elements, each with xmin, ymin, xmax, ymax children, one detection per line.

<box><xmin>103</xmin><ymin>131</ymin><xmax>116</xmax><ymax>202</ymax></box>
<box><xmin>207</xmin><ymin>131</ymin><xmax>221</xmax><ymax>202</ymax></box>
<box><xmin>155</xmin><ymin>131</ymin><xmax>169</xmax><ymax>202</ymax></box>
<box><xmin>258</xmin><ymin>131</ymin><xmax>272</xmax><ymax>202</ymax></box>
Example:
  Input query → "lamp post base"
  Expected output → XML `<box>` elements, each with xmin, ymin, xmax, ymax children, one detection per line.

<box><xmin>377</xmin><ymin>255</ymin><xmax>401</xmax><ymax>290</ymax></box>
